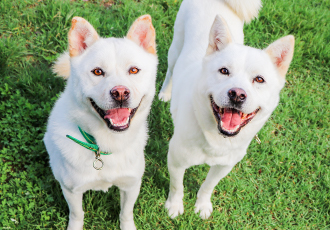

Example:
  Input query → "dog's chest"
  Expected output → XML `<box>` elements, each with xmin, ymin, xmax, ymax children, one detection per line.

<box><xmin>71</xmin><ymin>154</ymin><xmax>144</xmax><ymax>193</ymax></box>
<box><xmin>199</xmin><ymin>145</ymin><xmax>245</xmax><ymax>166</ymax></box>
<box><xmin>75</xmin><ymin>179</ymin><xmax>113</xmax><ymax>193</ymax></box>
<box><xmin>73</xmin><ymin>173</ymin><xmax>140</xmax><ymax>193</ymax></box>
<box><xmin>203</xmin><ymin>150</ymin><xmax>245</xmax><ymax>166</ymax></box>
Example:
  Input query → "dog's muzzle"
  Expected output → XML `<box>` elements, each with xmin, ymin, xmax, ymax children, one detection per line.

<box><xmin>90</xmin><ymin>98</ymin><xmax>140</xmax><ymax>132</ymax></box>
<box><xmin>210</xmin><ymin>95</ymin><xmax>259</xmax><ymax>136</ymax></box>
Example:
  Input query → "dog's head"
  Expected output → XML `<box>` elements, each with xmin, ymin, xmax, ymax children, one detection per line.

<box><xmin>60</xmin><ymin>16</ymin><xmax>157</xmax><ymax>132</ymax></box>
<box><xmin>202</xmin><ymin>15</ymin><xmax>294</xmax><ymax>137</ymax></box>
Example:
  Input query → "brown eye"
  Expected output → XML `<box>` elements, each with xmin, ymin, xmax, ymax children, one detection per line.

<box><xmin>254</xmin><ymin>76</ymin><xmax>265</xmax><ymax>83</ymax></box>
<box><xmin>219</xmin><ymin>68</ymin><xmax>229</xmax><ymax>75</ymax></box>
<box><xmin>129</xmin><ymin>67</ymin><xmax>139</xmax><ymax>74</ymax></box>
<box><xmin>91</xmin><ymin>68</ymin><xmax>104</xmax><ymax>76</ymax></box>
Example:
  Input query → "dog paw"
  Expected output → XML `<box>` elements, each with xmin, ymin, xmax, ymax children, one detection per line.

<box><xmin>158</xmin><ymin>91</ymin><xmax>171</xmax><ymax>102</ymax></box>
<box><xmin>194</xmin><ymin>200</ymin><xmax>213</xmax><ymax>219</ymax></box>
<box><xmin>165</xmin><ymin>199</ymin><xmax>184</xmax><ymax>218</ymax></box>
<box><xmin>67</xmin><ymin>212</ymin><xmax>84</xmax><ymax>230</ymax></box>
<box><xmin>120</xmin><ymin>219</ymin><xmax>136</xmax><ymax>230</ymax></box>
<box><xmin>67</xmin><ymin>219</ymin><xmax>84</xmax><ymax>230</ymax></box>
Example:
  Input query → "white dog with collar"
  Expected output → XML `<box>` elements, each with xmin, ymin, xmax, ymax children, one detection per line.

<box><xmin>44</xmin><ymin>15</ymin><xmax>158</xmax><ymax>230</ymax></box>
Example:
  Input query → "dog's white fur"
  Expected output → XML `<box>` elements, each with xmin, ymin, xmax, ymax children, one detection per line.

<box><xmin>44</xmin><ymin>15</ymin><xmax>158</xmax><ymax>230</ymax></box>
<box><xmin>159</xmin><ymin>0</ymin><xmax>294</xmax><ymax>219</ymax></box>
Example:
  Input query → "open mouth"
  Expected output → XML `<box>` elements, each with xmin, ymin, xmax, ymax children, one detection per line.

<box><xmin>210</xmin><ymin>96</ymin><xmax>259</xmax><ymax>136</ymax></box>
<box><xmin>90</xmin><ymin>98</ymin><xmax>139</xmax><ymax>132</ymax></box>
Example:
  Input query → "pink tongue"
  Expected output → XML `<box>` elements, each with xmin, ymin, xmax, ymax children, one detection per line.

<box><xmin>104</xmin><ymin>108</ymin><xmax>130</xmax><ymax>125</ymax></box>
<box><xmin>221</xmin><ymin>108</ymin><xmax>242</xmax><ymax>131</ymax></box>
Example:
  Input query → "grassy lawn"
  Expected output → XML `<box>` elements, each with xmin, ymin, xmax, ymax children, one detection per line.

<box><xmin>0</xmin><ymin>0</ymin><xmax>329</xmax><ymax>229</ymax></box>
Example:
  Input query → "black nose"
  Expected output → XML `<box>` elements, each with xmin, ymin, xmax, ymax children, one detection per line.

<box><xmin>228</xmin><ymin>88</ymin><xmax>247</xmax><ymax>104</ymax></box>
<box><xmin>110</xmin><ymin>85</ymin><xmax>130</xmax><ymax>102</ymax></box>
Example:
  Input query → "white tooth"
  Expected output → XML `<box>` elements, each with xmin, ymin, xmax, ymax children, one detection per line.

<box><xmin>109</xmin><ymin>117</ymin><xmax>130</xmax><ymax>127</ymax></box>
<box><xmin>220</xmin><ymin>121</ymin><xmax>240</xmax><ymax>132</ymax></box>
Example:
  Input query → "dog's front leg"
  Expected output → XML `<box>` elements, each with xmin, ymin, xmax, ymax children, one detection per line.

<box><xmin>119</xmin><ymin>179</ymin><xmax>141</xmax><ymax>230</ymax></box>
<box><xmin>165</xmin><ymin>153</ymin><xmax>186</xmax><ymax>218</ymax></box>
<box><xmin>194</xmin><ymin>164</ymin><xmax>234</xmax><ymax>219</ymax></box>
<box><xmin>61</xmin><ymin>186</ymin><xmax>84</xmax><ymax>230</ymax></box>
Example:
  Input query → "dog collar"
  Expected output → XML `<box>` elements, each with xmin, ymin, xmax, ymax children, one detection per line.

<box><xmin>66</xmin><ymin>127</ymin><xmax>112</xmax><ymax>170</ymax></box>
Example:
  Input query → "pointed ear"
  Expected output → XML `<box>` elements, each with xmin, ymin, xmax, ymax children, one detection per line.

<box><xmin>68</xmin><ymin>17</ymin><xmax>100</xmax><ymax>57</ymax></box>
<box><xmin>126</xmin><ymin>15</ymin><xmax>156</xmax><ymax>54</ymax></box>
<box><xmin>206</xmin><ymin>15</ymin><xmax>233</xmax><ymax>55</ymax></box>
<box><xmin>265</xmin><ymin>35</ymin><xmax>295</xmax><ymax>77</ymax></box>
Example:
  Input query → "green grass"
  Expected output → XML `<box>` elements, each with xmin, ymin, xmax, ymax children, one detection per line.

<box><xmin>0</xmin><ymin>0</ymin><xmax>329</xmax><ymax>229</ymax></box>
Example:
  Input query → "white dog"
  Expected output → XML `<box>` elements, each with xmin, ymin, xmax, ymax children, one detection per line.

<box><xmin>159</xmin><ymin>0</ymin><xmax>294</xmax><ymax>219</ymax></box>
<box><xmin>44</xmin><ymin>15</ymin><xmax>157</xmax><ymax>230</ymax></box>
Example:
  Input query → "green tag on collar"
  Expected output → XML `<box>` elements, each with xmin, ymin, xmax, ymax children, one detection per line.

<box><xmin>66</xmin><ymin>127</ymin><xmax>112</xmax><ymax>155</ymax></box>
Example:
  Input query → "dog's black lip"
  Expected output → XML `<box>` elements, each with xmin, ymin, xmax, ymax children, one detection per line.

<box><xmin>89</xmin><ymin>98</ymin><xmax>141</xmax><ymax>132</ymax></box>
<box><xmin>210</xmin><ymin>95</ymin><xmax>260</xmax><ymax>137</ymax></box>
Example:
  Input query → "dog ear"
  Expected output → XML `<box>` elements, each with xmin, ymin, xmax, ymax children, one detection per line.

<box><xmin>265</xmin><ymin>35</ymin><xmax>295</xmax><ymax>77</ymax></box>
<box><xmin>206</xmin><ymin>15</ymin><xmax>233</xmax><ymax>55</ymax></box>
<box><xmin>68</xmin><ymin>17</ymin><xmax>100</xmax><ymax>57</ymax></box>
<box><xmin>126</xmin><ymin>15</ymin><xmax>156</xmax><ymax>54</ymax></box>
